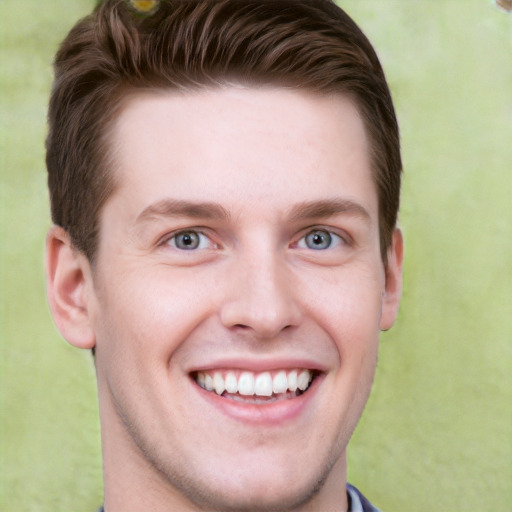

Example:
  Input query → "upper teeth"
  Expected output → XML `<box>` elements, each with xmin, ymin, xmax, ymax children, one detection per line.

<box><xmin>196</xmin><ymin>369</ymin><xmax>313</xmax><ymax>397</ymax></box>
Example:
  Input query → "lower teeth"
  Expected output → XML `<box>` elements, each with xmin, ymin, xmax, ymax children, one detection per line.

<box><xmin>221</xmin><ymin>389</ymin><xmax>303</xmax><ymax>404</ymax></box>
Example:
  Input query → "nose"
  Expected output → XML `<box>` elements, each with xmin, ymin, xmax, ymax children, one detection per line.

<box><xmin>219</xmin><ymin>251</ymin><xmax>302</xmax><ymax>339</ymax></box>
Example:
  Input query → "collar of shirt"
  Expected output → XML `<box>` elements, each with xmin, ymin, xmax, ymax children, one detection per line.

<box><xmin>347</xmin><ymin>483</ymin><xmax>382</xmax><ymax>512</ymax></box>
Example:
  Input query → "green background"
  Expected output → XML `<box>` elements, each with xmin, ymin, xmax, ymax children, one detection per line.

<box><xmin>1</xmin><ymin>1</ymin><xmax>511</xmax><ymax>510</ymax></box>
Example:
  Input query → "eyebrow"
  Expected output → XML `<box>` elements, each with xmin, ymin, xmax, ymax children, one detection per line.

<box><xmin>136</xmin><ymin>199</ymin><xmax>231</xmax><ymax>224</ymax></box>
<box><xmin>135</xmin><ymin>197</ymin><xmax>371</xmax><ymax>226</ymax></box>
<box><xmin>286</xmin><ymin>198</ymin><xmax>371</xmax><ymax>224</ymax></box>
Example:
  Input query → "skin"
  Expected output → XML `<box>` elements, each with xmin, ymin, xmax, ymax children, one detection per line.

<box><xmin>46</xmin><ymin>87</ymin><xmax>403</xmax><ymax>512</ymax></box>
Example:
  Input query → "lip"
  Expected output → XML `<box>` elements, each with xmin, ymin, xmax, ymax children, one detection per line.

<box><xmin>190</xmin><ymin>369</ymin><xmax>324</xmax><ymax>426</ymax></box>
<box><xmin>188</xmin><ymin>357</ymin><xmax>328</xmax><ymax>374</ymax></box>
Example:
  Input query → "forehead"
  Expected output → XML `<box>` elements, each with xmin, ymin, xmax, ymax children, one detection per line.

<box><xmin>106</xmin><ymin>86</ymin><xmax>376</xmax><ymax>220</ymax></box>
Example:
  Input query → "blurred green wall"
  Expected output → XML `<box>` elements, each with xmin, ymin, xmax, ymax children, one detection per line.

<box><xmin>1</xmin><ymin>1</ymin><xmax>511</xmax><ymax>510</ymax></box>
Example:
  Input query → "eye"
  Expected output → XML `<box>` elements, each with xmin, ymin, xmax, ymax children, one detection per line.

<box><xmin>166</xmin><ymin>230</ymin><xmax>214</xmax><ymax>250</ymax></box>
<box><xmin>297</xmin><ymin>229</ymin><xmax>343</xmax><ymax>250</ymax></box>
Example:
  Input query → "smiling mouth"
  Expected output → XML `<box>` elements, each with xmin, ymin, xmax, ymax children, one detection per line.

<box><xmin>193</xmin><ymin>369</ymin><xmax>316</xmax><ymax>403</ymax></box>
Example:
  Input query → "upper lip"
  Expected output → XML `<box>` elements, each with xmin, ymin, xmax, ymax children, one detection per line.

<box><xmin>187</xmin><ymin>357</ymin><xmax>328</xmax><ymax>374</ymax></box>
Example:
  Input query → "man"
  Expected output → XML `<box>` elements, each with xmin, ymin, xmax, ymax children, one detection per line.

<box><xmin>45</xmin><ymin>0</ymin><xmax>403</xmax><ymax>510</ymax></box>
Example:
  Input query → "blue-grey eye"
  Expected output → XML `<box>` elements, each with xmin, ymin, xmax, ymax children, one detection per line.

<box><xmin>165</xmin><ymin>230</ymin><xmax>216</xmax><ymax>251</ymax></box>
<box><xmin>171</xmin><ymin>231</ymin><xmax>202</xmax><ymax>250</ymax></box>
<box><xmin>304</xmin><ymin>230</ymin><xmax>333</xmax><ymax>250</ymax></box>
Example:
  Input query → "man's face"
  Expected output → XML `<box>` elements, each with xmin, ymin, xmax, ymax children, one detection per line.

<box><xmin>86</xmin><ymin>87</ymin><xmax>401</xmax><ymax>510</ymax></box>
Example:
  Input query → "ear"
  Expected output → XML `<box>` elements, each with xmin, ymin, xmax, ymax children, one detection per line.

<box><xmin>45</xmin><ymin>226</ymin><xmax>96</xmax><ymax>349</ymax></box>
<box><xmin>380</xmin><ymin>228</ymin><xmax>404</xmax><ymax>331</ymax></box>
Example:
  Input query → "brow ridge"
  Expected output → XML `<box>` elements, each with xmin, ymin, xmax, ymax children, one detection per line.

<box><xmin>136</xmin><ymin>199</ymin><xmax>231</xmax><ymax>223</ymax></box>
<box><xmin>136</xmin><ymin>197</ymin><xmax>370</xmax><ymax>227</ymax></box>
<box><xmin>287</xmin><ymin>198</ymin><xmax>371</xmax><ymax>224</ymax></box>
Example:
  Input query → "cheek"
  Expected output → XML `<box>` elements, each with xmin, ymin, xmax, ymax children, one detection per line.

<box><xmin>299</xmin><ymin>265</ymin><xmax>384</xmax><ymax>351</ymax></box>
<box><xmin>297</xmin><ymin>267</ymin><xmax>382</xmax><ymax>446</ymax></box>
<box><xmin>91</xmin><ymin>271</ymin><xmax>211</xmax><ymax>429</ymax></box>
<box><xmin>92</xmin><ymin>267</ymin><xmax>217</xmax><ymax>366</ymax></box>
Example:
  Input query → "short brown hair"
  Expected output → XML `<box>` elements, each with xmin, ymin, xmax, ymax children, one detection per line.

<box><xmin>46</xmin><ymin>0</ymin><xmax>401</xmax><ymax>263</ymax></box>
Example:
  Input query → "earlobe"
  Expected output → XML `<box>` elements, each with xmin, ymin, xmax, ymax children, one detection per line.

<box><xmin>45</xmin><ymin>225</ymin><xmax>96</xmax><ymax>349</ymax></box>
<box><xmin>380</xmin><ymin>228</ymin><xmax>404</xmax><ymax>331</ymax></box>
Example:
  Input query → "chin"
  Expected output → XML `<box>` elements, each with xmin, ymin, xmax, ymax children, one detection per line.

<box><xmin>168</xmin><ymin>449</ymin><xmax>341</xmax><ymax>512</ymax></box>
<box><xmin>183</xmin><ymin>479</ymin><xmax>322</xmax><ymax>512</ymax></box>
